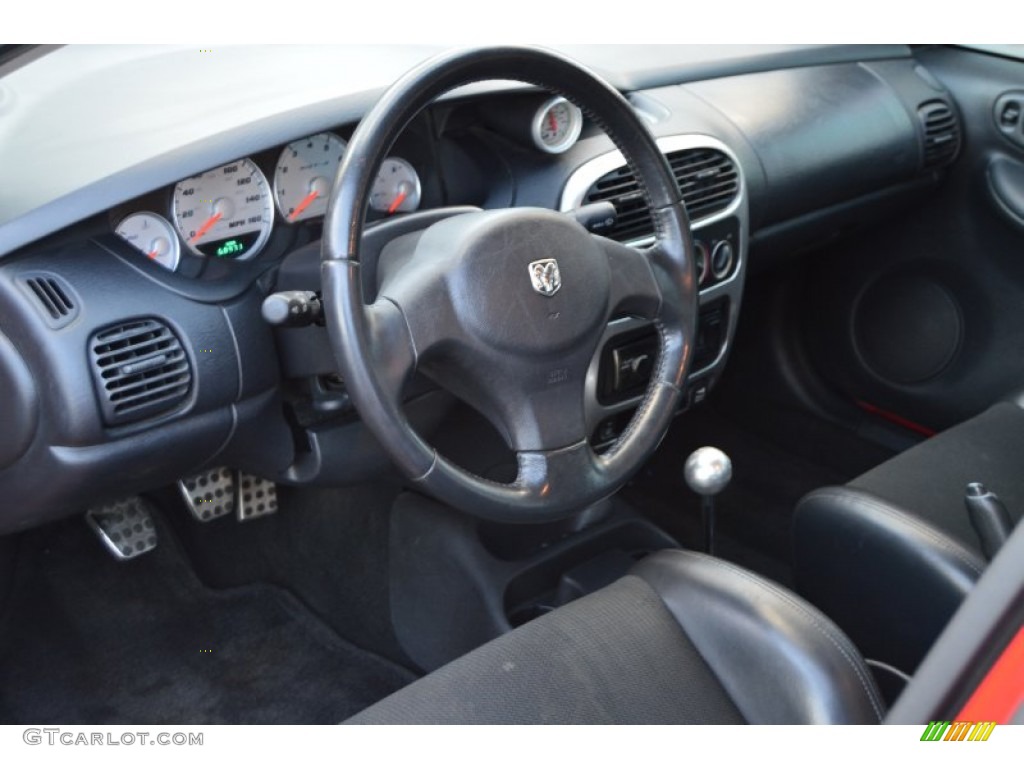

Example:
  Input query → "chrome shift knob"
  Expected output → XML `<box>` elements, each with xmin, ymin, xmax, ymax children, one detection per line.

<box><xmin>684</xmin><ymin>447</ymin><xmax>732</xmax><ymax>497</ymax></box>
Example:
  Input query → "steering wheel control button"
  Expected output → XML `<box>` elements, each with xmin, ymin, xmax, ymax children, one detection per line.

<box><xmin>179</xmin><ymin>467</ymin><xmax>236</xmax><ymax>522</ymax></box>
<box><xmin>710</xmin><ymin>240</ymin><xmax>734</xmax><ymax>280</ymax></box>
<box><xmin>85</xmin><ymin>497</ymin><xmax>159</xmax><ymax>561</ymax></box>
<box><xmin>237</xmin><ymin>473</ymin><xmax>278</xmax><ymax>521</ymax></box>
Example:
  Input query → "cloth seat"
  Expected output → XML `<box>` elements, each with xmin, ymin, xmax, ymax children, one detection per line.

<box><xmin>347</xmin><ymin>550</ymin><xmax>884</xmax><ymax>724</ymax></box>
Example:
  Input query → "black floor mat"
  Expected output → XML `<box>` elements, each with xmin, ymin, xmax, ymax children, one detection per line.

<box><xmin>0</xmin><ymin>513</ymin><xmax>415</xmax><ymax>724</ymax></box>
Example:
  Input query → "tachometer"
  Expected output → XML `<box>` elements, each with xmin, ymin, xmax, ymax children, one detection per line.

<box><xmin>172</xmin><ymin>158</ymin><xmax>273</xmax><ymax>260</ymax></box>
<box><xmin>274</xmin><ymin>132</ymin><xmax>347</xmax><ymax>222</ymax></box>
<box><xmin>115</xmin><ymin>212</ymin><xmax>181</xmax><ymax>272</ymax></box>
<box><xmin>369</xmin><ymin>157</ymin><xmax>421</xmax><ymax>215</ymax></box>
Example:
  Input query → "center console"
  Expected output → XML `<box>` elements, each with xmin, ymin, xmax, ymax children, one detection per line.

<box><xmin>562</xmin><ymin>135</ymin><xmax>749</xmax><ymax>447</ymax></box>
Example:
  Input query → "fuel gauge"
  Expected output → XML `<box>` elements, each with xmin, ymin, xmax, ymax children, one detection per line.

<box><xmin>115</xmin><ymin>212</ymin><xmax>181</xmax><ymax>272</ymax></box>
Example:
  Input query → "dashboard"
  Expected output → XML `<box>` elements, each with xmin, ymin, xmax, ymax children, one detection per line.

<box><xmin>0</xmin><ymin>44</ymin><xmax>963</xmax><ymax>533</ymax></box>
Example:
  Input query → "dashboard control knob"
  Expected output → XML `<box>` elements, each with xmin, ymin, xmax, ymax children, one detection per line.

<box><xmin>710</xmin><ymin>240</ymin><xmax>734</xmax><ymax>280</ymax></box>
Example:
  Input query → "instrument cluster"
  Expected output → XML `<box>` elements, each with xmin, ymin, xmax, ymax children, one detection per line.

<box><xmin>108</xmin><ymin>93</ymin><xmax>587</xmax><ymax>275</ymax></box>
<box><xmin>111</xmin><ymin>131</ymin><xmax>424</xmax><ymax>273</ymax></box>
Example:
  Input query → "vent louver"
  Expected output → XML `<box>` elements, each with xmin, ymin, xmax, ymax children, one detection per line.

<box><xmin>583</xmin><ymin>147</ymin><xmax>739</xmax><ymax>243</ymax></box>
<box><xmin>19</xmin><ymin>274</ymin><xmax>78</xmax><ymax>328</ymax></box>
<box><xmin>918</xmin><ymin>100</ymin><xmax>961</xmax><ymax>168</ymax></box>
<box><xmin>89</xmin><ymin>319</ymin><xmax>191</xmax><ymax>426</ymax></box>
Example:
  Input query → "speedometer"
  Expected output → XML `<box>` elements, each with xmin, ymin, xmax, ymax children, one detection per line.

<box><xmin>172</xmin><ymin>158</ymin><xmax>273</xmax><ymax>260</ymax></box>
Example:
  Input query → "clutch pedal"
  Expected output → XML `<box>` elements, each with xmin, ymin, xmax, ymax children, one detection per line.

<box><xmin>179</xmin><ymin>467</ymin><xmax>236</xmax><ymax>522</ymax></box>
<box><xmin>86</xmin><ymin>497</ymin><xmax>158</xmax><ymax>561</ymax></box>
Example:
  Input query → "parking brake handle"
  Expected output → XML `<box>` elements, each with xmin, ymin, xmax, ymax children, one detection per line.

<box><xmin>964</xmin><ymin>482</ymin><xmax>1016</xmax><ymax>560</ymax></box>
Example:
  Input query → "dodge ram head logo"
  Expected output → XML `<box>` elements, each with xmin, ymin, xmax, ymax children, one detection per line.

<box><xmin>528</xmin><ymin>258</ymin><xmax>562</xmax><ymax>297</ymax></box>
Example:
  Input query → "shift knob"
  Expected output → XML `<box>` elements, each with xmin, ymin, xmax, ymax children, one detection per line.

<box><xmin>684</xmin><ymin>447</ymin><xmax>732</xmax><ymax>497</ymax></box>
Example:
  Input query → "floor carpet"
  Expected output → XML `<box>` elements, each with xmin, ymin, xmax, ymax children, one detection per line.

<box><xmin>0</xmin><ymin>512</ymin><xmax>415</xmax><ymax>724</ymax></box>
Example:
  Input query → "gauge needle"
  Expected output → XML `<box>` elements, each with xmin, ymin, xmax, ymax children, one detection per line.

<box><xmin>548</xmin><ymin>112</ymin><xmax>558</xmax><ymax>134</ymax></box>
<box><xmin>289</xmin><ymin>190</ymin><xmax>319</xmax><ymax>221</ymax></box>
<box><xmin>190</xmin><ymin>212</ymin><xmax>223</xmax><ymax>243</ymax></box>
<box><xmin>387</xmin><ymin>190</ymin><xmax>408</xmax><ymax>215</ymax></box>
<box><xmin>147</xmin><ymin>250</ymin><xmax>159</xmax><ymax>260</ymax></box>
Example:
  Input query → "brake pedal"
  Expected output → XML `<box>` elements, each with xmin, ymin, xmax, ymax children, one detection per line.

<box><xmin>179</xmin><ymin>467</ymin><xmax>235</xmax><ymax>522</ymax></box>
<box><xmin>86</xmin><ymin>497</ymin><xmax>158</xmax><ymax>561</ymax></box>
<box><xmin>237</xmin><ymin>472</ymin><xmax>278</xmax><ymax>521</ymax></box>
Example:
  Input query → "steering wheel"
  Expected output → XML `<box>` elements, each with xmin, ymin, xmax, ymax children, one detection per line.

<box><xmin>321</xmin><ymin>46</ymin><xmax>697</xmax><ymax>522</ymax></box>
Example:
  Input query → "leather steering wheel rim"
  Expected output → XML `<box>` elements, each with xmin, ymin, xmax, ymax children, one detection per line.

<box><xmin>321</xmin><ymin>46</ymin><xmax>697</xmax><ymax>522</ymax></box>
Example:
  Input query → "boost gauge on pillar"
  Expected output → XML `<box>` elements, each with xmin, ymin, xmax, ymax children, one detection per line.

<box><xmin>274</xmin><ymin>132</ymin><xmax>347</xmax><ymax>222</ymax></box>
<box><xmin>369</xmin><ymin>157</ymin><xmax>421</xmax><ymax>215</ymax></box>
<box><xmin>172</xmin><ymin>158</ymin><xmax>273</xmax><ymax>260</ymax></box>
<box><xmin>531</xmin><ymin>96</ymin><xmax>583</xmax><ymax>154</ymax></box>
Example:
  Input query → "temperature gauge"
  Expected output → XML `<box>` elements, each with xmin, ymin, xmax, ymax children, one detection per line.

<box><xmin>115</xmin><ymin>212</ymin><xmax>181</xmax><ymax>272</ymax></box>
<box><xmin>369</xmin><ymin>157</ymin><xmax>421</xmax><ymax>215</ymax></box>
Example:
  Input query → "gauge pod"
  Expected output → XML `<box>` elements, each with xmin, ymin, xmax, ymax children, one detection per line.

<box><xmin>531</xmin><ymin>96</ymin><xmax>583</xmax><ymax>154</ymax></box>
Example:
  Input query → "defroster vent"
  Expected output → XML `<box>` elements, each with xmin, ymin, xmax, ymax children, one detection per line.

<box><xmin>89</xmin><ymin>318</ymin><xmax>192</xmax><ymax>426</ymax></box>
<box><xmin>583</xmin><ymin>147</ymin><xmax>739</xmax><ymax>243</ymax></box>
<box><xmin>19</xmin><ymin>273</ymin><xmax>78</xmax><ymax>329</ymax></box>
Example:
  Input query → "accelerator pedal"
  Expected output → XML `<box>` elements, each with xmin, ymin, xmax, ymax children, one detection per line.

<box><xmin>178</xmin><ymin>467</ymin><xmax>236</xmax><ymax>522</ymax></box>
<box><xmin>86</xmin><ymin>497</ymin><xmax>159</xmax><ymax>561</ymax></box>
<box><xmin>238</xmin><ymin>472</ymin><xmax>278</xmax><ymax>521</ymax></box>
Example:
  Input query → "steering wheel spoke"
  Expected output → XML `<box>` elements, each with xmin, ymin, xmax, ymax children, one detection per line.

<box><xmin>365</xmin><ymin>298</ymin><xmax>418</xmax><ymax>407</ymax></box>
<box><xmin>599</xmin><ymin>236</ymin><xmax>664</xmax><ymax>320</ymax></box>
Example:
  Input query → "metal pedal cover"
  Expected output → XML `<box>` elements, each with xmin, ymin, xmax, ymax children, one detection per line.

<box><xmin>237</xmin><ymin>472</ymin><xmax>278</xmax><ymax>521</ymax></box>
<box><xmin>179</xmin><ymin>467</ymin><xmax>235</xmax><ymax>522</ymax></box>
<box><xmin>86</xmin><ymin>497</ymin><xmax>158</xmax><ymax>561</ymax></box>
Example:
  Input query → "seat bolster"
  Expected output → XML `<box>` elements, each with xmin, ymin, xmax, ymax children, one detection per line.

<box><xmin>632</xmin><ymin>549</ymin><xmax>885</xmax><ymax>724</ymax></box>
<box><xmin>794</xmin><ymin>486</ymin><xmax>984</xmax><ymax>675</ymax></box>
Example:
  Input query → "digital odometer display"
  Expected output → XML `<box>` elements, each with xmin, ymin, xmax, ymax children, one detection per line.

<box><xmin>172</xmin><ymin>158</ymin><xmax>274</xmax><ymax>260</ymax></box>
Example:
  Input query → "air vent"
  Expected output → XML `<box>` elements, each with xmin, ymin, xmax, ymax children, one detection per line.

<box><xmin>18</xmin><ymin>274</ymin><xmax>78</xmax><ymax>328</ymax></box>
<box><xmin>583</xmin><ymin>147</ymin><xmax>739</xmax><ymax>243</ymax></box>
<box><xmin>918</xmin><ymin>100</ymin><xmax>961</xmax><ymax>168</ymax></box>
<box><xmin>89</xmin><ymin>319</ymin><xmax>192</xmax><ymax>426</ymax></box>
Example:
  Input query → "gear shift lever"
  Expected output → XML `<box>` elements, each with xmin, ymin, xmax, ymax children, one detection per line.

<box><xmin>684</xmin><ymin>447</ymin><xmax>732</xmax><ymax>555</ymax></box>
